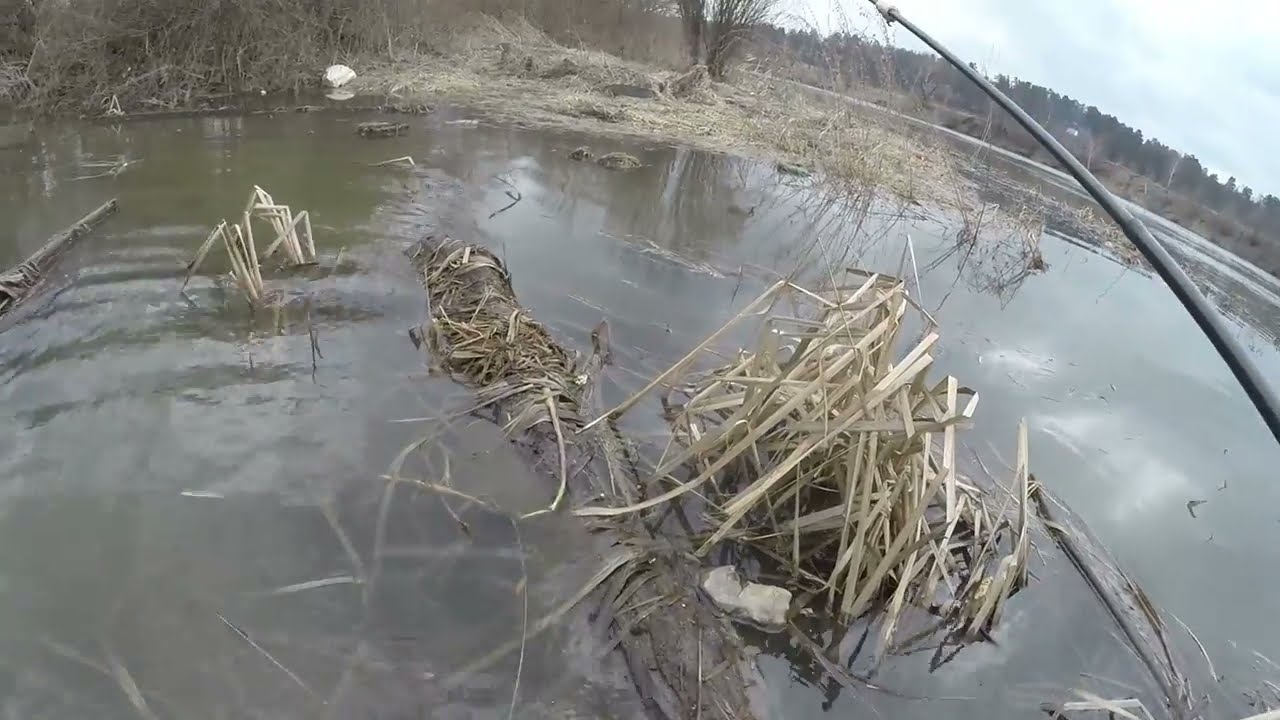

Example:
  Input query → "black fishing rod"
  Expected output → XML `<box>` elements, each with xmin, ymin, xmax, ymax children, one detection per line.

<box><xmin>865</xmin><ymin>0</ymin><xmax>1280</xmax><ymax>445</ymax></box>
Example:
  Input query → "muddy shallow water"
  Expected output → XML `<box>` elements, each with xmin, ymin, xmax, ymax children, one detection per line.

<box><xmin>2</xmin><ymin>110</ymin><xmax>1279</xmax><ymax>719</ymax></box>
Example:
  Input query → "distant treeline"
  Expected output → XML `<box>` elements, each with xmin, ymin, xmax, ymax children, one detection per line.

<box><xmin>752</xmin><ymin>26</ymin><xmax>1280</xmax><ymax>265</ymax></box>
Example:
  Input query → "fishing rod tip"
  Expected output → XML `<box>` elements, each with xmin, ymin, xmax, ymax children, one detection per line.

<box><xmin>873</xmin><ymin>0</ymin><xmax>899</xmax><ymax>23</ymax></box>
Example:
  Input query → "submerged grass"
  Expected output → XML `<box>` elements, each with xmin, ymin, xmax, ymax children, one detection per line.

<box><xmin>584</xmin><ymin>269</ymin><xmax>1033</xmax><ymax>648</ymax></box>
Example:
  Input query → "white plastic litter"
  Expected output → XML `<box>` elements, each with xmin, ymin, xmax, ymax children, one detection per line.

<box><xmin>323</xmin><ymin>64</ymin><xmax>357</xmax><ymax>88</ymax></box>
<box><xmin>701</xmin><ymin>566</ymin><xmax>791</xmax><ymax>632</ymax></box>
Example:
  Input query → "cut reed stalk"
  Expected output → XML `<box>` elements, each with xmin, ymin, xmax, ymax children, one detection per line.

<box><xmin>583</xmin><ymin>269</ymin><xmax>1032</xmax><ymax>644</ymax></box>
<box><xmin>182</xmin><ymin>186</ymin><xmax>318</xmax><ymax>306</ymax></box>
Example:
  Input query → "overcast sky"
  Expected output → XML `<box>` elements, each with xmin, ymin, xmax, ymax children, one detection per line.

<box><xmin>783</xmin><ymin>0</ymin><xmax>1280</xmax><ymax>198</ymax></box>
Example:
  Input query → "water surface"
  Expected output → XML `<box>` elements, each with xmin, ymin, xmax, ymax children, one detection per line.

<box><xmin>2</xmin><ymin>110</ymin><xmax>1278</xmax><ymax>718</ymax></box>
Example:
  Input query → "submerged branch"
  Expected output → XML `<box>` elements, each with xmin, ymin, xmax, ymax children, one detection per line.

<box><xmin>0</xmin><ymin>199</ymin><xmax>118</xmax><ymax>321</ymax></box>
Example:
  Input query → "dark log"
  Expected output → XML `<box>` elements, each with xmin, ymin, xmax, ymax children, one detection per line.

<box><xmin>0</xmin><ymin>198</ymin><xmax>118</xmax><ymax>320</ymax></box>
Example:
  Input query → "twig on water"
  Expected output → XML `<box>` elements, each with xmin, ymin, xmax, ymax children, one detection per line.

<box><xmin>1168</xmin><ymin>611</ymin><xmax>1217</xmax><ymax>681</ymax></box>
<box><xmin>321</xmin><ymin>501</ymin><xmax>367</xmax><ymax>583</ymax></box>
<box><xmin>444</xmin><ymin>548</ymin><xmax>639</xmax><ymax>688</ymax></box>
<box><xmin>431</xmin><ymin>452</ymin><xmax>472</xmax><ymax>536</ymax></box>
<box><xmin>262</xmin><ymin>575</ymin><xmax>361</xmax><ymax>596</ymax></box>
<box><xmin>488</xmin><ymin>176</ymin><xmax>523</xmax><ymax>219</ymax></box>
<box><xmin>695</xmin><ymin>626</ymin><xmax>704</xmax><ymax>720</ymax></box>
<box><xmin>101</xmin><ymin>641</ymin><xmax>159</xmax><ymax>720</ymax></box>
<box><xmin>371</xmin><ymin>156</ymin><xmax>415</xmax><ymax>167</ymax></box>
<box><xmin>369</xmin><ymin>474</ymin><xmax>398</xmax><ymax>608</ymax></box>
<box><xmin>216</xmin><ymin>612</ymin><xmax>319</xmax><ymax>701</ymax></box>
<box><xmin>539</xmin><ymin>391</ymin><xmax>570</xmax><ymax>514</ymax></box>
<box><xmin>507</xmin><ymin>516</ymin><xmax>529</xmax><ymax>720</ymax></box>
<box><xmin>305</xmin><ymin>295</ymin><xmax>322</xmax><ymax>379</ymax></box>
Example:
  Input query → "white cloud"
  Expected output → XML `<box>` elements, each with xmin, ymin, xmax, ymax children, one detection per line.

<box><xmin>782</xmin><ymin>0</ymin><xmax>1280</xmax><ymax>197</ymax></box>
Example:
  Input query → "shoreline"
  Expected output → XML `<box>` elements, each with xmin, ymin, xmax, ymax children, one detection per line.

<box><xmin>5</xmin><ymin>17</ymin><xmax>1152</xmax><ymax>278</ymax></box>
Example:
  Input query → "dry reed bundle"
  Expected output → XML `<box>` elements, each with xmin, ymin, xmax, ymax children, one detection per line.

<box><xmin>583</xmin><ymin>270</ymin><xmax>1032</xmax><ymax>650</ymax></box>
<box><xmin>412</xmin><ymin>236</ymin><xmax>589</xmax><ymax>491</ymax></box>
<box><xmin>182</xmin><ymin>186</ymin><xmax>317</xmax><ymax>305</ymax></box>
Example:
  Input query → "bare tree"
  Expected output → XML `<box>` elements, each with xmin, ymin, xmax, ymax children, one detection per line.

<box><xmin>676</xmin><ymin>0</ymin><xmax>777</xmax><ymax>79</ymax></box>
<box><xmin>677</xmin><ymin>0</ymin><xmax>706</xmax><ymax>65</ymax></box>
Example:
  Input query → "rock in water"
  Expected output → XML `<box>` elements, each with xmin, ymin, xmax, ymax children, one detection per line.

<box><xmin>701</xmin><ymin>566</ymin><xmax>791</xmax><ymax>632</ymax></box>
<box><xmin>596</xmin><ymin>152</ymin><xmax>642</xmax><ymax>170</ymax></box>
<box><xmin>324</xmin><ymin>64</ymin><xmax>357</xmax><ymax>88</ymax></box>
<box><xmin>569</xmin><ymin>146</ymin><xmax>593</xmax><ymax>161</ymax></box>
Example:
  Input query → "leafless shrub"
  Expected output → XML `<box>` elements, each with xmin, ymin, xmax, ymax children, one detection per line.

<box><xmin>678</xmin><ymin>0</ymin><xmax>779</xmax><ymax>79</ymax></box>
<box><xmin>5</xmin><ymin>0</ymin><xmax>686</xmax><ymax>112</ymax></box>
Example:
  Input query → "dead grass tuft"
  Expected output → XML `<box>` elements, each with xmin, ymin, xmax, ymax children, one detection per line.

<box><xmin>580</xmin><ymin>271</ymin><xmax>1033</xmax><ymax>649</ymax></box>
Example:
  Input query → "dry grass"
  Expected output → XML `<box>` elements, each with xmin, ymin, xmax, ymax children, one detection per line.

<box><xmin>354</xmin><ymin>13</ymin><xmax>956</xmax><ymax>204</ymax></box>
<box><xmin>581</xmin><ymin>270</ymin><xmax>1033</xmax><ymax>648</ymax></box>
<box><xmin>410</xmin><ymin>234</ymin><xmax>588</xmax><ymax>513</ymax></box>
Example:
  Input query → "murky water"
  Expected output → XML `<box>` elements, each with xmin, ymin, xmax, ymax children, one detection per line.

<box><xmin>2</xmin><ymin>109</ymin><xmax>1278</xmax><ymax>719</ymax></box>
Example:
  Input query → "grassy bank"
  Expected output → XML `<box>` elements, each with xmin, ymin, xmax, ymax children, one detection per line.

<box><xmin>924</xmin><ymin>106</ymin><xmax>1280</xmax><ymax>276</ymax></box>
<box><xmin>3</xmin><ymin>0</ymin><xmax>1126</xmax><ymax>273</ymax></box>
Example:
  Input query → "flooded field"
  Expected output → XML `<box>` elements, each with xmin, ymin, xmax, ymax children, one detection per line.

<box><xmin>2</xmin><ymin>110</ymin><xmax>1278</xmax><ymax>718</ymax></box>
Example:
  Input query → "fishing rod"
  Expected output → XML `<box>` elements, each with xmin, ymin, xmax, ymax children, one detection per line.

<box><xmin>866</xmin><ymin>1</ymin><xmax>1280</xmax><ymax>445</ymax></box>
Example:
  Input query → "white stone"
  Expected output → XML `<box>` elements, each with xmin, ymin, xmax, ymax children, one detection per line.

<box><xmin>701</xmin><ymin>566</ymin><xmax>791</xmax><ymax>632</ymax></box>
<box><xmin>323</xmin><ymin>64</ymin><xmax>357</xmax><ymax>89</ymax></box>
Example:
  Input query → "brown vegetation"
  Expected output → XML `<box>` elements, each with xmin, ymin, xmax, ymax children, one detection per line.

<box><xmin>676</xmin><ymin>0</ymin><xmax>779</xmax><ymax>79</ymax></box>
<box><xmin>2</xmin><ymin>0</ymin><xmax>1096</xmax><ymax>284</ymax></box>
<box><xmin>0</xmin><ymin>0</ymin><xmax>689</xmax><ymax>112</ymax></box>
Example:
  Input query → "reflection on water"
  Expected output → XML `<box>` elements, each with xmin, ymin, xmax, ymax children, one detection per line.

<box><xmin>2</xmin><ymin>111</ymin><xmax>1279</xmax><ymax>719</ymax></box>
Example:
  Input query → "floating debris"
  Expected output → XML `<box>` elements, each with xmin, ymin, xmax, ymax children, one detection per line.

<box><xmin>569</xmin><ymin>146</ymin><xmax>593</xmax><ymax>161</ymax></box>
<box><xmin>583</xmin><ymin>271</ymin><xmax>1033</xmax><ymax>647</ymax></box>
<box><xmin>371</xmin><ymin>155</ymin><xmax>415</xmax><ymax>167</ymax></box>
<box><xmin>1</xmin><ymin>199</ymin><xmax>118</xmax><ymax>320</ymax></box>
<box><xmin>356</xmin><ymin>121</ymin><xmax>409</xmax><ymax>138</ymax></box>
<box><xmin>1041</xmin><ymin>693</ymin><xmax>1156</xmax><ymax>719</ymax></box>
<box><xmin>179</xmin><ymin>490</ymin><xmax>225</xmax><ymax>499</ymax></box>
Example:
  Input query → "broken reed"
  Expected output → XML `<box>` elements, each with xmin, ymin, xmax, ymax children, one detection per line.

<box><xmin>583</xmin><ymin>270</ymin><xmax>1032</xmax><ymax>649</ymax></box>
<box><xmin>182</xmin><ymin>186</ymin><xmax>317</xmax><ymax>305</ymax></box>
